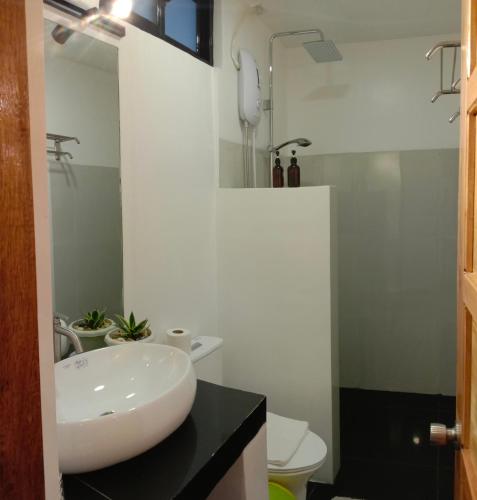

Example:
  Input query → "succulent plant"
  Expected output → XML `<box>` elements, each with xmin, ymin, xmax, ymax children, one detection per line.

<box><xmin>115</xmin><ymin>312</ymin><xmax>149</xmax><ymax>341</ymax></box>
<box><xmin>78</xmin><ymin>309</ymin><xmax>109</xmax><ymax>330</ymax></box>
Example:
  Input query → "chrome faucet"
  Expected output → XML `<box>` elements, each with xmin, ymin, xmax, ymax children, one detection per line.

<box><xmin>53</xmin><ymin>315</ymin><xmax>84</xmax><ymax>362</ymax></box>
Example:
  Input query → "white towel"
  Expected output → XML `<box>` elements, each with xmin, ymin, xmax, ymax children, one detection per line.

<box><xmin>266</xmin><ymin>412</ymin><xmax>309</xmax><ymax>466</ymax></box>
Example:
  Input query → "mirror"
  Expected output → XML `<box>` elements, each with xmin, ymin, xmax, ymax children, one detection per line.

<box><xmin>44</xmin><ymin>19</ymin><xmax>123</xmax><ymax>346</ymax></box>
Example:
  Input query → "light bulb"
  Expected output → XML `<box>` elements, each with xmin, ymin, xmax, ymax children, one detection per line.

<box><xmin>110</xmin><ymin>0</ymin><xmax>133</xmax><ymax>19</ymax></box>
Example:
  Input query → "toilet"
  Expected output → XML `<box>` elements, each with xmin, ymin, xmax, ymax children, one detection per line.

<box><xmin>190</xmin><ymin>337</ymin><xmax>328</xmax><ymax>500</ymax></box>
<box><xmin>267</xmin><ymin>429</ymin><xmax>327</xmax><ymax>500</ymax></box>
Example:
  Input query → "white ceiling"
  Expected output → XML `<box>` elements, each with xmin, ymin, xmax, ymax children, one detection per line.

<box><xmin>44</xmin><ymin>19</ymin><xmax>118</xmax><ymax>73</ymax></box>
<box><xmin>251</xmin><ymin>0</ymin><xmax>461</xmax><ymax>45</ymax></box>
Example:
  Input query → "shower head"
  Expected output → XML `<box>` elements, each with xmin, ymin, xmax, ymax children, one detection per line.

<box><xmin>51</xmin><ymin>24</ymin><xmax>74</xmax><ymax>45</ymax></box>
<box><xmin>268</xmin><ymin>138</ymin><xmax>312</xmax><ymax>153</ymax></box>
<box><xmin>303</xmin><ymin>40</ymin><xmax>342</xmax><ymax>63</ymax></box>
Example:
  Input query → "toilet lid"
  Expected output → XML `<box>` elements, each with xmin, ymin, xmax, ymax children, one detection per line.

<box><xmin>268</xmin><ymin>431</ymin><xmax>327</xmax><ymax>473</ymax></box>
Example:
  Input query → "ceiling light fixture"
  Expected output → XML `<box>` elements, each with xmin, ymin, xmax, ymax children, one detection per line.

<box><xmin>100</xmin><ymin>0</ymin><xmax>133</xmax><ymax>19</ymax></box>
<box><xmin>45</xmin><ymin>0</ymin><xmax>126</xmax><ymax>38</ymax></box>
<box><xmin>51</xmin><ymin>24</ymin><xmax>74</xmax><ymax>44</ymax></box>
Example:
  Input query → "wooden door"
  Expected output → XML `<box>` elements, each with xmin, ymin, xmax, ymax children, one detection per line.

<box><xmin>457</xmin><ymin>0</ymin><xmax>477</xmax><ymax>497</ymax></box>
<box><xmin>0</xmin><ymin>1</ymin><xmax>45</xmax><ymax>499</ymax></box>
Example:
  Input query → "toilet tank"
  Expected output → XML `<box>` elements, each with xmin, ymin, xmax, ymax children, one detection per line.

<box><xmin>190</xmin><ymin>336</ymin><xmax>223</xmax><ymax>385</ymax></box>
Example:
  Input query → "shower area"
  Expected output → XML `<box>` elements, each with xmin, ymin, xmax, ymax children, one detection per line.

<box><xmin>299</xmin><ymin>41</ymin><xmax>459</xmax><ymax>499</ymax></box>
<box><xmin>216</xmin><ymin>0</ymin><xmax>460</xmax><ymax>497</ymax></box>
<box><xmin>285</xmin><ymin>29</ymin><xmax>459</xmax><ymax>497</ymax></box>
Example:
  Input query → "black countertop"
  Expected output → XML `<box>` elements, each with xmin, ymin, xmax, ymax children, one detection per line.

<box><xmin>63</xmin><ymin>381</ymin><xmax>266</xmax><ymax>500</ymax></box>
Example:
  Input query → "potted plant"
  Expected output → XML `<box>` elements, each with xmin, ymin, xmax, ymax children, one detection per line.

<box><xmin>105</xmin><ymin>312</ymin><xmax>154</xmax><ymax>346</ymax></box>
<box><xmin>69</xmin><ymin>309</ymin><xmax>115</xmax><ymax>351</ymax></box>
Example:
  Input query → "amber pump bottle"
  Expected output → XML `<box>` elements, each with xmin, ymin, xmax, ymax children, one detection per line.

<box><xmin>288</xmin><ymin>150</ymin><xmax>301</xmax><ymax>187</ymax></box>
<box><xmin>272</xmin><ymin>151</ymin><xmax>284</xmax><ymax>188</ymax></box>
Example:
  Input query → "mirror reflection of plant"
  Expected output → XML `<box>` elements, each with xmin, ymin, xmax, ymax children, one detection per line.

<box><xmin>78</xmin><ymin>309</ymin><xmax>110</xmax><ymax>330</ymax></box>
<box><xmin>115</xmin><ymin>312</ymin><xmax>150</xmax><ymax>341</ymax></box>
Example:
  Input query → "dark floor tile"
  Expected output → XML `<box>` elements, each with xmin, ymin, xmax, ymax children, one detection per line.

<box><xmin>332</xmin><ymin>459</ymin><xmax>379</xmax><ymax>498</ymax></box>
<box><xmin>369</xmin><ymin>462</ymin><xmax>438</xmax><ymax>500</ymax></box>
<box><xmin>437</xmin><ymin>396</ymin><xmax>456</xmax><ymax>414</ymax></box>
<box><xmin>384</xmin><ymin>392</ymin><xmax>441</xmax><ymax>412</ymax></box>
<box><xmin>328</xmin><ymin>389</ymin><xmax>456</xmax><ymax>500</ymax></box>
<box><xmin>307</xmin><ymin>480</ymin><xmax>335</xmax><ymax>500</ymax></box>
<box><xmin>437</xmin><ymin>467</ymin><xmax>454</xmax><ymax>500</ymax></box>
<box><xmin>308</xmin><ymin>459</ymin><xmax>439</xmax><ymax>500</ymax></box>
<box><xmin>340</xmin><ymin>392</ymin><xmax>441</xmax><ymax>467</ymax></box>
<box><xmin>437</xmin><ymin>445</ymin><xmax>456</xmax><ymax>470</ymax></box>
<box><xmin>341</xmin><ymin>388</ymin><xmax>441</xmax><ymax>414</ymax></box>
<box><xmin>382</xmin><ymin>406</ymin><xmax>440</xmax><ymax>466</ymax></box>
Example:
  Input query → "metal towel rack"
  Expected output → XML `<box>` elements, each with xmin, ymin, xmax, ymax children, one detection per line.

<box><xmin>47</xmin><ymin>133</ymin><xmax>80</xmax><ymax>161</ymax></box>
<box><xmin>425</xmin><ymin>41</ymin><xmax>461</xmax><ymax>123</ymax></box>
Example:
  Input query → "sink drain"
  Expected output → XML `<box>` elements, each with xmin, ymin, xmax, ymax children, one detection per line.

<box><xmin>99</xmin><ymin>410</ymin><xmax>115</xmax><ymax>417</ymax></box>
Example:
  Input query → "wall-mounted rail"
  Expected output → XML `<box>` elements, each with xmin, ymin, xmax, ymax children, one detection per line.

<box><xmin>46</xmin><ymin>133</ymin><xmax>80</xmax><ymax>161</ymax></box>
<box><xmin>425</xmin><ymin>40</ymin><xmax>461</xmax><ymax>124</ymax></box>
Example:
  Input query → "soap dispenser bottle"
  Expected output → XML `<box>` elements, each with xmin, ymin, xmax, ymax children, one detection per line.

<box><xmin>272</xmin><ymin>151</ymin><xmax>284</xmax><ymax>188</ymax></box>
<box><xmin>288</xmin><ymin>150</ymin><xmax>301</xmax><ymax>188</ymax></box>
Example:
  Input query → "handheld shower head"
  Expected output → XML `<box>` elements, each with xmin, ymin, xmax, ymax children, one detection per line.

<box><xmin>296</xmin><ymin>138</ymin><xmax>312</xmax><ymax>147</ymax></box>
<box><xmin>268</xmin><ymin>138</ymin><xmax>312</xmax><ymax>153</ymax></box>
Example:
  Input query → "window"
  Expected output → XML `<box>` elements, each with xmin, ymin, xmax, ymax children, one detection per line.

<box><xmin>165</xmin><ymin>0</ymin><xmax>197</xmax><ymax>52</ymax></box>
<box><xmin>101</xmin><ymin>0</ymin><xmax>213</xmax><ymax>65</ymax></box>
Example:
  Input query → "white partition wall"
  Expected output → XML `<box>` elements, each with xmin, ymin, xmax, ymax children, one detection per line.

<box><xmin>217</xmin><ymin>187</ymin><xmax>339</xmax><ymax>484</ymax></box>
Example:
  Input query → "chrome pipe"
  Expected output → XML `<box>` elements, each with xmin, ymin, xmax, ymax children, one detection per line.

<box><xmin>431</xmin><ymin>89</ymin><xmax>460</xmax><ymax>103</ymax></box>
<box><xmin>53</xmin><ymin>316</ymin><xmax>84</xmax><ymax>362</ymax></box>
<box><xmin>425</xmin><ymin>41</ymin><xmax>461</xmax><ymax>60</ymax></box>
<box><xmin>449</xmin><ymin>110</ymin><xmax>460</xmax><ymax>123</ymax></box>
<box><xmin>268</xmin><ymin>29</ymin><xmax>325</xmax><ymax>186</ymax></box>
<box><xmin>452</xmin><ymin>77</ymin><xmax>461</xmax><ymax>92</ymax></box>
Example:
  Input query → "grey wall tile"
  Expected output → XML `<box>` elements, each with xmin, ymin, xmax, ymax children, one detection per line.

<box><xmin>219</xmin><ymin>139</ymin><xmax>271</xmax><ymax>188</ymax></box>
<box><xmin>49</xmin><ymin>163</ymin><xmax>123</xmax><ymax>322</ymax></box>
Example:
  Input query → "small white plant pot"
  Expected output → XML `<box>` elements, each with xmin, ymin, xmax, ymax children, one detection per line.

<box><xmin>69</xmin><ymin>319</ymin><xmax>116</xmax><ymax>352</ymax></box>
<box><xmin>104</xmin><ymin>328</ymin><xmax>155</xmax><ymax>346</ymax></box>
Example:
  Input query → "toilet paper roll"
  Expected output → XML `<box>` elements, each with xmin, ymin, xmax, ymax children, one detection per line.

<box><xmin>166</xmin><ymin>328</ymin><xmax>192</xmax><ymax>354</ymax></box>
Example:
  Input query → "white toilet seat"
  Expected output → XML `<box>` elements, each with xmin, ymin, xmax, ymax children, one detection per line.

<box><xmin>267</xmin><ymin>430</ymin><xmax>327</xmax><ymax>474</ymax></box>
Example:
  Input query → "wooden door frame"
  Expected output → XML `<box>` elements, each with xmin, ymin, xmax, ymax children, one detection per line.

<box><xmin>0</xmin><ymin>1</ymin><xmax>59</xmax><ymax>498</ymax></box>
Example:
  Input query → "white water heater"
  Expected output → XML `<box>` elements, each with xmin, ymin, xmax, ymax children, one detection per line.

<box><xmin>238</xmin><ymin>49</ymin><xmax>262</xmax><ymax>126</ymax></box>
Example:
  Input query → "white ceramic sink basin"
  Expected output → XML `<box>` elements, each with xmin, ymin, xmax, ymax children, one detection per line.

<box><xmin>56</xmin><ymin>343</ymin><xmax>196</xmax><ymax>474</ymax></box>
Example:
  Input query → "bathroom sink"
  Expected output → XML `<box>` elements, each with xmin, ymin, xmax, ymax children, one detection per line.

<box><xmin>55</xmin><ymin>343</ymin><xmax>197</xmax><ymax>474</ymax></box>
